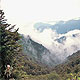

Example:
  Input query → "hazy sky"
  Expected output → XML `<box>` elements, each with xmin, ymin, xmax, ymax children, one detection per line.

<box><xmin>1</xmin><ymin>0</ymin><xmax>80</xmax><ymax>33</ymax></box>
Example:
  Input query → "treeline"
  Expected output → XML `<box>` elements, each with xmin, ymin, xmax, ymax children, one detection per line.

<box><xmin>54</xmin><ymin>51</ymin><xmax>80</xmax><ymax>80</ymax></box>
<box><xmin>0</xmin><ymin>10</ymin><xmax>21</xmax><ymax>78</ymax></box>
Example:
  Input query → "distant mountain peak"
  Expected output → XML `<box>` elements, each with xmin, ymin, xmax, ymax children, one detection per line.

<box><xmin>21</xmin><ymin>34</ymin><xmax>61</xmax><ymax>67</ymax></box>
<box><xmin>27</xmin><ymin>35</ymin><xmax>31</xmax><ymax>40</ymax></box>
<box><xmin>34</xmin><ymin>19</ymin><xmax>80</xmax><ymax>34</ymax></box>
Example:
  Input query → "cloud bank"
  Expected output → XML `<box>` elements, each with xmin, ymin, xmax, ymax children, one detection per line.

<box><xmin>23</xmin><ymin>22</ymin><xmax>80</xmax><ymax>61</ymax></box>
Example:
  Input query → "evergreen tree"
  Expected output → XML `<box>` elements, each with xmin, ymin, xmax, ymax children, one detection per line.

<box><xmin>0</xmin><ymin>10</ymin><xmax>21</xmax><ymax>77</ymax></box>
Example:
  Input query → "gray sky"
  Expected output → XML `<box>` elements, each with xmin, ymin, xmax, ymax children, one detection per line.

<box><xmin>1</xmin><ymin>0</ymin><xmax>80</xmax><ymax>34</ymax></box>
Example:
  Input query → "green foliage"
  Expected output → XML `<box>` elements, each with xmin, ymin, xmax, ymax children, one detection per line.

<box><xmin>66</xmin><ymin>72</ymin><xmax>80</xmax><ymax>80</ymax></box>
<box><xmin>54</xmin><ymin>51</ymin><xmax>80</xmax><ymax>79</ymax></box>
<box><xmin>13</xmin><ymin>70</ymin><xmax>61</xmax><ymax>80</ymax></box>
<box><xmin>0</xmin><ymin>10</ymin><xmax>21</xmax><ymax>77</ymax></box>
<box><xmin>12</xmin><ymin>52</ymin><xmax>50</xmax><ymax>77</ymax></box>
<box><xmin>10</xmin><ymin>51</ymin><xmax>62</xmax><ymax>80</ymax></box>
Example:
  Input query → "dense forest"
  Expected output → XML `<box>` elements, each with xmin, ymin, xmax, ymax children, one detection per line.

<box><xmin>0</xmin><ymin>10</ymin><xmax>80</xmax><ymax>80</ymax></box>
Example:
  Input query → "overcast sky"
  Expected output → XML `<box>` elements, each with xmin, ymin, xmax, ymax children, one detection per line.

<box><xmin>1</xmin><ymin>0</ymin><xmax>80</xmax><ymax>34</ymax></box>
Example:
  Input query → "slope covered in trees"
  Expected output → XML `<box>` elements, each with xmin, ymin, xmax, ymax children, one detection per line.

<box><xmin>12</xmin><ymin>52</ymin><xmax>62</xmax><ymax>80</ymax></box>
<box><xmin>54</xmin><ymin>50</ymin><xmax>80</xmax><ymax>80</ymax></box>
<box><xmin>20</xmin><ymin>35</ymin><xmax>59</xmax><ymax>67</ymax></box>
<box><xmin>8</xmin><ymin>50</ymin><xmax>80</xmax><ymax>80</ymax></box>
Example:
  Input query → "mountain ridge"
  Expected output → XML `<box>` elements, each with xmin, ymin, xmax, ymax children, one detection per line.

<box><xmin>34</xmin><ymin>19</ymin><xmax>80</xmax><ymax>34</ymax></box>
<box><xmin>20</xmin><ymin>35</ymin><xmax>60</xmax><ymax>66</ymax></box>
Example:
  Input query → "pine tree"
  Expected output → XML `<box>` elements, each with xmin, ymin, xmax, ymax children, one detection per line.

<box><xmin>0</xmin><ymin>10</ymin><xmax>21</xmax><ymax>77</ymax></box>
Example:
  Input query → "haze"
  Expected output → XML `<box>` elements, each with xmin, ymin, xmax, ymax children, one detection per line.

<box><xmin>1</xmin><ymin>0</ymin><xmax>80</xmax><ymax>34</ymax></box>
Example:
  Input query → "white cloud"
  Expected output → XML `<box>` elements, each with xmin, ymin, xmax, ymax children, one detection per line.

<box><xmin>23</xmin><ymin>23</ymin><xmax>80</xmax><ymax>61</ymax></box>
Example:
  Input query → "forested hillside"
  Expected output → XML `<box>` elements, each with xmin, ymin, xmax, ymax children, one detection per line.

<box><xmin>54</xmin><ymin>51</ymin><xmax>80</xmax><ymax>80</ymax></box>
<box><xmin>20</xmin><ymin>35</ymin><xmax>60</xmax><ymax>66</ymax></box>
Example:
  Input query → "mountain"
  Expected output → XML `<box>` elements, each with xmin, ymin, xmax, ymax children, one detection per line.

<box><xmin>34</xmin><ymin>22</ymin><xmax>51</xmax><ymax>32</ymax></box>
<box><xmin>20</xmin><ymin>35</ymin><xmax>60</xmax><ymax>66</ymax></box>
<box><xmin>12</xmin><ymin>51</ymin><xmax>61</xmax><ymax>80</ymax></box>
<box><xmin>13</xmin><ymin>51</ymin><xmax>50</xmax><ymax>76</ymax></box>
<box><xmin>67</xmin><ymin>50</ymin><xmax>80</xmax><ymax>62</ymax></box>
<box><xmin>14</xmin><ymin>47</ymin><xmax>80</xmax><ymax>80</ymax></box>
<box><xmin>34</xmin><ymin>19</ymin><xmax>80</xmax><ymax>34</ymax></box>
<box><xmin>20</xmin><ymin>29</ymin><xmax>80</xmax><ymax>67</ymax></box>
<box><xmin>54</xmin><ymin>50</ymin><xmax>80</xmax><ymax>79</ymax></box>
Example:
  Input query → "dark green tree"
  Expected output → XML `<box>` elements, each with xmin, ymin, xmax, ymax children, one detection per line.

<box><xmin>0</xmin><ymin>10</ymin><xmax>21</xmax><ymax>77</ymax></box>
